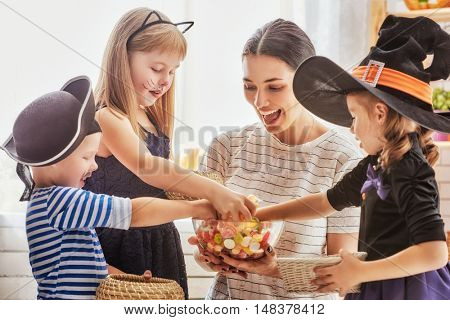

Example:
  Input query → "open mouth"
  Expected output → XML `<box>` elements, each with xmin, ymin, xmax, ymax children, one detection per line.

<box><xmin>79</xmin><ymin>173</ymin><xmax>91</xmax><ymax>187</ymax></box>
<box><xmin>144</xmin><ymin>80</ymin><xmax>163</xmax><ymax>99</ymax></box>
<box><xmin>261</xmin><ymin>109</ymin><xmax>282</xmax><ymax>125</ymax></box>
<box><xmin>149</xmin><ymin>90</ymin><xmax>162</xmax><ymax>98</ymax></box>
<box><xmin>81</xmin><ymin>172</ymin><xmax>92</xmax><ymax>183</ymax></box>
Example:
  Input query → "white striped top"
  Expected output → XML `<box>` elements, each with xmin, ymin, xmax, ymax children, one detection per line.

<box><xmin>26</xmin><ymin>186</ymin><xmax>131</xmax><ymax>299</ymax></box>
<box><xmin>200</xmin><ymin>123</ymin><xmax>362</xmax><ymax>300</ymax></box>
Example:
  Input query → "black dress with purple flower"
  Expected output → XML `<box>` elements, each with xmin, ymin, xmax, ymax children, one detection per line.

<box><xmin>83</xmin><ymin>112</ymin><xmax>188</xmax><ymax>299</ymax></box>
<box><xmin>327</xmin><ymin>132</ymin><xmax>450</xmax><ymax>299</ymax></box>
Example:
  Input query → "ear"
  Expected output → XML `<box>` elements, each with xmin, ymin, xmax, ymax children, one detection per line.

<box><xmin>373</xmin><ymin>102</ymin><xmax>389</xmax><ymax>126</ymax></box>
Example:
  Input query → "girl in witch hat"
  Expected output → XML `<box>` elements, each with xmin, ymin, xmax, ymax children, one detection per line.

<box><xmin>0</xmin><ymin>76</ymin><xmax>216</xmax><ymax>299</ymax></box>
<box><xmin>223</xmin><ymin>15</ymin><xmax>450</xmax><ymax>299</ymax></box>
<box><xmin>83</xmin><ymin>8</ymin><xmax>256</xmax><ymax>299</ymax></box>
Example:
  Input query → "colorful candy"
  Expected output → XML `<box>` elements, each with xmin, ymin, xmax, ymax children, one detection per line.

<box><xmin>231</xmin><ymin>246</ymin><xmax>241</xmax><ymax>255</ymax></box>
<box><xmin>234</xmin><ymin>233</ymin><xmax>244</xmax><ymax>244</ymax></box>
<box><xmin>195</xmin><ymin>195</ymin><xmax>271</xmax><ymax>260</ymax></box>
<box><xmin>249</xmin><ymin>241</ymin><xmax>261</xmax><ymax>252</ymax></box>
<box><xmin>252</xmin><ymin>234</ymin><xmax>263</xmax><ymax>242</ymax></box>
<box><xmin>224</xmin><ymin>239</ymin><xmax>236</xmax><ymax>250</ymax></box>
<box><xmin>241</xmin><ymin>236</ymin><xmax>252</xmax><ymax>248</ymax></box>
<box><xmin>217</xmin><ymin>221</ymin><xmax>238</xmax><ymax>238</ymax></box>
<box><xmin>214</xmin><ymin>233</ymin><xmax>223</xmax><ymax>244</ymax></box>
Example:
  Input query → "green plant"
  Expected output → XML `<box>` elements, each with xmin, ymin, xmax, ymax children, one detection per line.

<box><xmin>432</xmin><ymin>88</ymin><xmax>450</xmax><ymax>111</ymax></box>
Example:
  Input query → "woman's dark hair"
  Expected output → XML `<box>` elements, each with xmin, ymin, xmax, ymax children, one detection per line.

<box><xmin>242</xmin><ymin>18</ymin><xmax>315</xmax><ymax>70</ymax></box>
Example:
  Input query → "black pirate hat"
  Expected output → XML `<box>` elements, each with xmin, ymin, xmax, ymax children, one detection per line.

<box><xmin>1</xmin><ymin>75</ymin><xmax>101</xmax><ymax>200</ymax></box>
<box><xmin>293</xmin><ymin>15</ymin><xmax>450</xmax><ymax>133</ymax></box>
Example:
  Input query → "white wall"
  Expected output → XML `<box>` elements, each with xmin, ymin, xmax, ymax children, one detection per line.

<box><xmin>173</xmin><ymin>0</ymin><xmax>309</xmax><ymax>152</ymax></box>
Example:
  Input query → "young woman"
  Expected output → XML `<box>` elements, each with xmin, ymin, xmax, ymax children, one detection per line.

<box><xmin>191</xmin><ymin>19</ymin><xmax>362</xmax><ymax>300</ymax></box>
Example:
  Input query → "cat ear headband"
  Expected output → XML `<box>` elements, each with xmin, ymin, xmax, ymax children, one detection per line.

<box><xmin>126</xmin><ymin>10</ymin><xmax>194</xmax><ymax>48</ymax></box>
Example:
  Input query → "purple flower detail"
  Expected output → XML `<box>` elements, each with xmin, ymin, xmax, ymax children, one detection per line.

<box><xmin>360</xmin><ymin>165</ymin><xmax>391</xmax><ymax>200</ymax></box>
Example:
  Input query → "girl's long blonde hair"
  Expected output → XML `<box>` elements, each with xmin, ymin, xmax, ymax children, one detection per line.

<box><xmin>380</xmin><ymin>110</ymin><xmax>439</xmax><ymax>169</ymax></box>
<box><xmin>95</xmin><ymin>7</ymin><xmax>187</xmax><ymax>141</ymax></box>
<box><xmin>360</xmin><ymin>91</ymin><xmax>439</xmax><ymax>169</ymax></box>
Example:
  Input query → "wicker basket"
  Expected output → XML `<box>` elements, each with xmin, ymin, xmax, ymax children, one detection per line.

<box><xmin>277</xmin><ymin>252</ymin><xmax>368</xmax><ymax>294</ymax></box>
<box><xmin>96</xmin><ymin>274</ymin><xmax>185</xmax><ymax>300</ymax></box>
<box><xmin>165</xmin><ymin>171</ymin><xmax>224</xmax><ymax>201</ymax></box>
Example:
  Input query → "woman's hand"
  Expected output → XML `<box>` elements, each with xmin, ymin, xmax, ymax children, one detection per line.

<box><xmin>218</xmin><ymin>245</ymin><xmax>280</xmax><ymax>278</ymax></box>
<box><xmin>191</xmin><ymin>200</ymin><xmax>217</xmax><ymax>220</ymax></box>
<box><xmin>188</xmin><ymin>236</ymin><xmax>247</xmax><ymax>278</ymax></box>
<box><xmin>312</xmin><ymin>249</ymin><xmax>365</xmax><ymax>297</ymax></box>
<box><xmin>210</xmin><ymin>188</ymin><xmax>256</xmax><ymax>221</ymax></box>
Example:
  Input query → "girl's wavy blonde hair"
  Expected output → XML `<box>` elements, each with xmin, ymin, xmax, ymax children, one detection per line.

<box><xmin>95</xmin><ymin>7</ymin><xmax>187</xmax><ymax>142</ymax></box>
<box><xmin>357</xmin><ymin>91</ymin><xmax>439</xmax><ymax>169</ymax></box>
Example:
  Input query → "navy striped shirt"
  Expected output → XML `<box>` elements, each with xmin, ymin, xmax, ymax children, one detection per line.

<box><xmin>26</xmin><ymin>186</ymin><xmax>131</xmax><ymax>299</ymax></box>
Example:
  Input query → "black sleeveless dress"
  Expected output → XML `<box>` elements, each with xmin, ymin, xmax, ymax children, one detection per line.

<box><xmin>83</xmin><ymin>112</ymin><xmax>188</xmax><ymax>299</ymax></box>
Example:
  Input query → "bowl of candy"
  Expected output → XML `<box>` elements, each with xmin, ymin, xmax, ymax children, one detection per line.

<box><xmin>193</xmin><ymin>217</ymin><xmax>283</xmax><ymax>260</ymax></box>
<box><xmin>193</xmin><ymin>194</ymin><xmax>282</xmax><ymax>260</ymax></box>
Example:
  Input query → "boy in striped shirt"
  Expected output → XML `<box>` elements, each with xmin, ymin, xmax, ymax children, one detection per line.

<box><xmin>1</xmin><ymin>76</ymin><xmax>215</xmax><ymax>299</ymax></box>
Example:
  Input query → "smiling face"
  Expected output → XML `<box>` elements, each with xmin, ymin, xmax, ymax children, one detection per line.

<box><xmin>129</xmin><ymin>50</ymin><xmax>181</xmax><ymax>107</ymax></box>
<box><xmin>346</xmin><ymin>92</ymin><xmax>387</xmax><ymax>155</ymax></box>
<box><xmin>51</xmin><ymin>133</ymin><xmax>101</xmax><ymax>188</ymax></box>
<box><xmin>242</xmin><ymin>54</ymin><xmax>302</xmax><ymax>135</ymax></box>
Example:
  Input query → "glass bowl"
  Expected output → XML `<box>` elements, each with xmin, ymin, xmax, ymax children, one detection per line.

<box><xmin>192</xmin><ymin>218</ymin><xmax>283</xmax><ymax>260</ymax></box>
